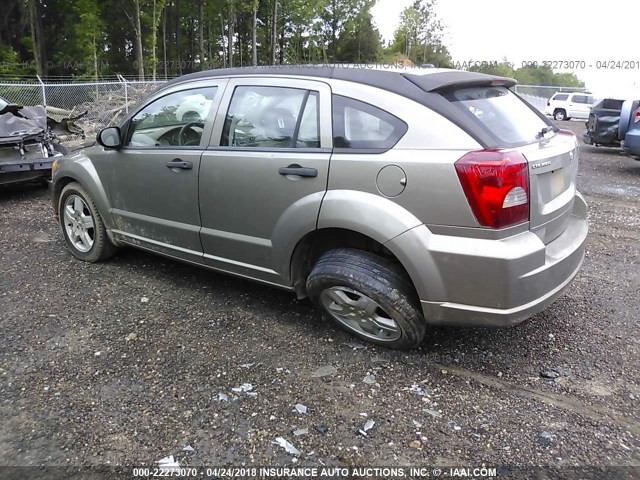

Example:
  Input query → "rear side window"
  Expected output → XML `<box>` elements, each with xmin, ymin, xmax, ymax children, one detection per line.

<box><xmin>442</xmin><ymin>86</ymin><xmax>549</xmax><ymax>148</ymax></box>
<box><xmin>553</xmin><ymin>94</ymin><xmax>569</xmax><ymax>101</ymax></box>
<box><xmin>332</xmin><ymin>95</ymin><xmax>407</xmax><ymax>151</ymax></box>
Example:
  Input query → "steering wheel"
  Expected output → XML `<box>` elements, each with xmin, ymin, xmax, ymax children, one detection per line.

<box><xmin>178</xmin><ymin>122</ymin><xmax>204</xmax><ymax>146</ymax></box>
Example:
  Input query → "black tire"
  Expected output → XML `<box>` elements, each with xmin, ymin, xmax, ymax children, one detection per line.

<box><xmin>55</xmin><ymin>144</ymin><xmax>69</xmax><ymax>155</ymax></box>
<box><xmin>58</xmin><ymin>182</ymin><xmax>116</xmax><ymax>262</ymax></box>
<box><xmin>554</xmin><ymin>109</ymin><xmax>567</xmax><ymax>121</ymax></box>
<box><xmin>306</xmin><ymin>248</ymin><xmax>427</xmax><ymax>350</ymax></box>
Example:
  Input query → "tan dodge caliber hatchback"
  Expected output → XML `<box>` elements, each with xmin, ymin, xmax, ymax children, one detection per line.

<box><xmin>51</xmin><ymin>66</ymin><xmax>588</xmax><ymax>350</ymax></box>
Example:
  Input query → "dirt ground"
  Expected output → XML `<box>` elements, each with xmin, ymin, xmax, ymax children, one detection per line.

<box><xmin>0</xmin><ymin>120</ymin><xmax>638</xmax><ymax>478</ymax></box>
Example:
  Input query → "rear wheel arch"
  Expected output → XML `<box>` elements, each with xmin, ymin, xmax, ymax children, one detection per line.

<box><xmin>289</xmin><ymin>227</ymin><xmax>419</xmax><ymax>301</ymax></box>
<box><xmin>305</xmin><ymin>247</ymin><xmax>427</xmax><ymax>349</ymax></box>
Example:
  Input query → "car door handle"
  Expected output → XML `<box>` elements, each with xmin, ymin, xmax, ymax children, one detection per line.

<box><xmin>166</xmin><ymin>159</ymin><xmax>193</xmax><ymax>170</ymax></box>
<box><xmin>278</xmin><ymin>164</ymin><xmax>318</xmax><ymax>178</ymax></box>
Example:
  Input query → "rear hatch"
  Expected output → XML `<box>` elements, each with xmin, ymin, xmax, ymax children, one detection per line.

<box><xmin>515</xmin><ymin>133</ymin><xmax>577</xmax><ymax>243</ymax></box>
<box><xmin>437</xmin><ymin>84</ymin><xmax>578</xmax><ymax>244</ymax></box>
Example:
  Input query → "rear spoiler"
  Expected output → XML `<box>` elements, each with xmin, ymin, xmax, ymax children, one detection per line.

<box><xmin>403</xmin><ymin>71</ymin><xmax>517</xmax><ymax>92</ymax></box>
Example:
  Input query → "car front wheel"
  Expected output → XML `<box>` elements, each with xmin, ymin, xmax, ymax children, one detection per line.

<box><xmin>306</xmin><ymin>248</ymin><xmax>427</xmax><ymax>350</ymax></box>
<box><xmin>58</xmin><ymin>182</ymin><xmax>116</xmax><ymax>262</ymax></box>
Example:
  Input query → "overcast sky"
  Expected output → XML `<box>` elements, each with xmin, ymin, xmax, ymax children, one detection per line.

<box><xmin>371</xmin><ymin>0</ymin><xmax>639</xmax><ymax>97</ymax></box>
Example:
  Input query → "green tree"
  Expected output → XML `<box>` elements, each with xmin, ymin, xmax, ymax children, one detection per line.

<box><xmin>468</xmin><ymin>60</ymin><xmax>516</xmax><ymax>77</ymax></box>
<box><xmin>388</xmin><ymin>0</ymin><xmax>450</xmax><ymax>66</ymax></box>
<box><xmin>337</xmin><ymin>6</ymin><xmax>381</xmax><ymax>63</ymax></box>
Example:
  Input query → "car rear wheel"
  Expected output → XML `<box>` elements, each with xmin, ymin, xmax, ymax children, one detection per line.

<box><xmin>554</xmin><ymin>109</ymin><xmax>567</xmax><ymax>121</ymax></box>
<box><xmin>306</xmin><ymin>248</ymin><xmax>427</xmax><ymax>350</ymax></box>
<box><xmin>58</xmin><ymin>182</ymin><xmax>116</xmax><ymax>262</ymax></box>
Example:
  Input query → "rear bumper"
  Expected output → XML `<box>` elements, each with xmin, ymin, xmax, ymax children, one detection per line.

<box><xmin>582</xmin><ymin>131</ymin><xmax>620</xmax><ymax>147</ymax></box>
<box><xmin>622</xmin><ymin>129</ymin><xmax>640</xmax><ymax>158</ymax></box>
<box><xmin>0</xmin><ymin>158</ymin><xmax>54</xmax><ymax>185</ymax></box>
<box><xmin>387</xmin><ymin>192</ymin><xmax>588</xmax><ymax>328</ymax></box>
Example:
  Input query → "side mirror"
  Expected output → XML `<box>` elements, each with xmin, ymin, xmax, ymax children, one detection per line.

<box><xmin>97</xmin><ymin>127</ymin><xmax>122</xmax><ymax>149</ymax></box>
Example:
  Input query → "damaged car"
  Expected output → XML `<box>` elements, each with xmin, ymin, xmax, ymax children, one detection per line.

<box><xmin>582</xmin><ymin>98</ymin><xmax>625</xmax><ymax>147</ymax></box>
<box><xmin>0</xmin><ymin>95</ymin><xmax>83</xmax><ymax>185</ymax></box>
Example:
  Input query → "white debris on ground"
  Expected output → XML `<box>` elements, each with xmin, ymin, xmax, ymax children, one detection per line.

<box><xmin>409</xmin><ymin>384</ymin><xmax>427</xmax><ymax>396</ymax></box>
<box><xmin>157</xmin><ymin>455</ymin><xmax>180</xmax><ymax>472</ymax></box>
<box><xmin>358</xmin><ymin>420</ymin><xmax>375</xmax><ymax>436</ymax></box>
<box><xmin>272</xmin><ymin>437</ymin><xmax>300</xmax><ymax>455</ymax></box>
<box><xmin>231</xmin><ymin>383</ymin><xmax>254</xmax><ymax>393</ymax></box>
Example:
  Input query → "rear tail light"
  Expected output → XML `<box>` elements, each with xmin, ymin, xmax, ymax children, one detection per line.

<box><xmin>634</xmin><ymin>109</ymin><xmax>640</xmax><ymax>123</ymax></box>
<box><xmin>455</xmin><ymin>149</ymin><xmax>530</xmax><ymax>229</ymax></box>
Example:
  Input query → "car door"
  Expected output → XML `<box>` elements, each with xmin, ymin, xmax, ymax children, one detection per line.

<box><xmin>569</xmin><ymin>94</ymin><xmax>588</xmax><ymax>119</ymax></box>
<box><xmin>199</xmin><ymin>77</ymin><xmax>332</xmax><ymax>285</ymax></box>
<box><xmin>106</xmin><ymin>80</ymin><xmax>227</xmax><ymax>263</ymax></box>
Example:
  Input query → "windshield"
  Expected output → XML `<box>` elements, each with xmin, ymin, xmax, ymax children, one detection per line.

<box><xmin>0</xmin><ymin>97</ymin><xmax>8</xmax><ymax>110</ymax></box>
<box><xmin>443</xmin><ymin>86</ymin><xmax>550</xmax><ymax>148</ymax></box>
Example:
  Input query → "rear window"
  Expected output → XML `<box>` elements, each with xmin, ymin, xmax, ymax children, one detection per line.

<box><xmin>332</xmin><ymin>95</ymin><xmax>407</xmax><ymax>151</ymax></box>
<box><xmin>442</xmin><ymin>86</ymin><xmax>549</xmax><ymax>148</ymax></box>
<box><xmin>598</xmin><ymin>99</ymin><xmax>624</xmax><ymax>110</ymax></box>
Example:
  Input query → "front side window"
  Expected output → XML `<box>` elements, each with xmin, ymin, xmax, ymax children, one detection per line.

<box><xmin>332</xmin><ymin>95</ymin><xmax>407</xmax><ymax>150</ymax></box>
<box><xmin>572</xmin><ymin>95</ymin><xmax>587</xmax><ymax>104</ymax></box>
<box><xmin>127</xmin><ymin>87</ymin><xmax>216</xmax><ymax>147</ymax></box>
<box><xmin>221</xmin><ymin>86</ymin><xmax>320</xmax><ymax>148</ymax></box>
<box><xmin>553</xmin><ymin>94</ymin><xmax>569</xmax><ymax>101</ymax></box>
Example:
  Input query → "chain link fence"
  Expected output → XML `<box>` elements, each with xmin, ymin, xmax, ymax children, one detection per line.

<box><xmin>0</xmin><ymin>78</ymin><xmax>165</xmax><ymax>146</ymax></box>
<box><xmin>514</xmin><ymin>85</ymin><xmax>591</xmax><ymax>114</ymax></box>
<box><xmin>514</xmin><ymin>85</ymin><xmax>589</xmax><ymax>99</ymax></box>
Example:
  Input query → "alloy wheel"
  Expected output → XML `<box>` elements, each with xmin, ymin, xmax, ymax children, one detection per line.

<box><xmin>320</xmin><ymin>286</ymin><xmax>401</xmax><ymax>342</ymax></box>
<box><xmin>63</xmin><ymin>195</ymin><xmax>95</xmax><ymax>253</ymax></box>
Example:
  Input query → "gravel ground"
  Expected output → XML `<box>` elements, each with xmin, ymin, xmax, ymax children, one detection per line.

<box><xmin>1</xmin><ymin>121</ymin><xmax>639</xmax><ymax>477</ymax></box>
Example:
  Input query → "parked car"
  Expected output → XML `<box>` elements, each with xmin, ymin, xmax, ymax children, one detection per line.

<box><xmin>545</xmin><ymin>91</ymin><xmax>596</xmax><ymax>121</ymax></box>
<box><xmin>0</xmin><ymin>95</ymin><xmax>82</xmax><ymax>185</ymax></box>
<box><xmin>582</xmin><ymin>98</ymin><xmax>627</xmax><ymax>147</ymax></box>
<box><xmin>50</xmin><ymin>66</ymin><xmax>588</xmax><ymax>349</ymax></box>
<box><xmin>622</xmin><ymin>103</ymin><xmax>640</xmax><ymax>159</ymax></box>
